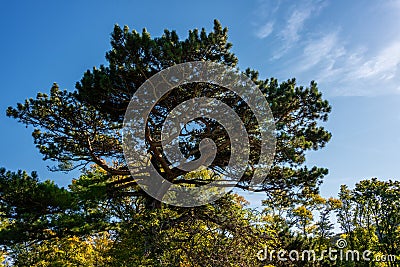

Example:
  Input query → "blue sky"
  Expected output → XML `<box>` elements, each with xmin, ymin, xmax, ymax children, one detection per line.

<box><xmin>1</xmin><ymin>0</ymin><xmax>400</xmax><ymax>205</ymax></box>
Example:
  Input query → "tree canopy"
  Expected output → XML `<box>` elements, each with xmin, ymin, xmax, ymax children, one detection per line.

<box><xmin>3</xmin><ymin>20</ymin><xmax>397</xmax><ymax>267</ymax></box>
<box><xmin>6</xmin><ymin>20</ymin><xmax>331</xmax><ymax>206</ymax></box>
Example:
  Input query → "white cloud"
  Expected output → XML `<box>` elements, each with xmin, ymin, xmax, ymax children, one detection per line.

<box><xmin>303</xmin><ymin>38</ymin><xmax>400</xmax><ymax>96</ymax></box>
<box><xmin>281</xmin><ymin>9</ymin><xmax>312</xmax><ymax>43</ymax></box>
<box><xmin>256</xmin><ymin>22</ymin><xmax>274</xmax><ymax>39</ymax></box>
<box><xmin>352</xmin><ymin>41</ymin><xmax>400</xmax><ymax>81</ymax></box>
<box><xmin>284</xmin><ymin>29</ymin><xmax>400</xmax><ymax>96</ymax></box>
<box><xmin>328</xmin><ymin>41</ymin><xmax>400</xmax><ymax>95</ymax></box>
<box><xmin>272</xmin><ymin>1</ymin><xmax>327</xmax><ymax>59</ymax></box>
<box><xmin>252</xmin><ymin>0</ymin><xmax>400</xmax><ymax>96</ymax></box>
<box><xmin>252</xmin><ymin>0</ymin><xmax>316</xmax><ymax>42</ymax></box>
<box><xmin>300</xmin><ymin>32</ymin><xmax>345</xmax><ymax>72</ymax></box>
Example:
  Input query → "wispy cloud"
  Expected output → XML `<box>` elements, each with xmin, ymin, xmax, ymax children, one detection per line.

<box><xmin>294</xmin><ymin>34</ymin><xmax>400</xmax><ymax>96</ymax></box>
<box><xmin>300</xmin><ymin>32</ymin><xmax>345</xmax><ymax>72</ymax></box>
<box><xmin>253</xmin><ymin>0</ymin><xmax>323</xmax><ymax>44</ymax></box>
<box><xmin>253</xmin><ymin>0</ymin><xmax>280</xmax><ymax>39</ymax></box>
<box><xmin>256</xmin><ymin>22</ymin><xmax>274</xmax><ymax>39</ymax></box>
<box><xmin>281</xmin><ymin>9</ymin><xmax>312</xmax><ymax>44</ymax></box>
<box><xmin>272</xmin><ymin>1</ymin><xmax>327</xmax><ymax>59</ymax></box>
<box><xmin>252</xmin><ymin>0</ymin><xmax>400</xmax><ymax>96</ymax></box>
<box><xmin>352</xmin><ymin>41</ymin><xmax>400</xmax><ymax>81</ymax></box>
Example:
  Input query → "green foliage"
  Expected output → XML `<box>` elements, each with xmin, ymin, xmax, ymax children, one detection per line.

<box><xmin>2</xmin><ymin>20</ymin><xmax>337</xmax><ymax>266</ymax></box>
<box><xmin>0</xmin><ymin>168</ymin><xmax>75</xmax><ymax>244</ymax></box>
<box><xmin>0</xmin><ymin>168</ymin><xmax>109</xmax><ymax>247</ymax></box>
<box><xmin>7</xmin><ymin>20</ymin><xmax>331</xmax><ymax>201</ymax></box>
<box><xmin>106</xmin><ymin>194</ymin><xmax>274</xmax><ymax>266</ymax></box>
<box><xmin>337</xmin><ymin>178</ymin><xmax>400</xmax><ymax>262</ymax></box>
<box><xmin>10</xmin><ymin>233</ymin><xmax>112</xmax><ymax>267</ymax></box>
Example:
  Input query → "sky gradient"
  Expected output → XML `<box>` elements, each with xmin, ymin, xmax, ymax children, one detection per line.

<box><xmin>1</xmin><ymin>0</ymin><xmax>399</xmax><ymax>205</ymax></box>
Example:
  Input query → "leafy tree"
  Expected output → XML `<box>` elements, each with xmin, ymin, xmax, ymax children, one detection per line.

<box><xmin>3</xmin><ymin>20</ymin><xmax>332</xmax><ymax>266</ymax></box>
<box><xmin>337</xmin><ymin>178</ymin><xmax>400</xmax><ymax>267</ymax></box>
<box><xmin>10</xmin><ymin>233</ymin><xmax>112</xmax><ymax>267</ymax></box>
<box><xmin>314</xmin><ymin>197</ymin><xmax>341</xmax><ymax>245</ymax></box>
<box><xmin>354</xmin><ymin>179</ymin><xmax>400</xmax><ymax>257</ymax></box>
<box><xmin>6</xmin><ymin>20</ymin><xmax>331</xmax><ymax>204</ymax></box>
<box><xmin>106</xmin><ymin>193</ymin><xmax>275</xmax><ymax>266</ymax></box>
<box><xmin>0</xmin><ymin>168</ymin><xmax>110</xmax><ymax>246</ymax></box>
